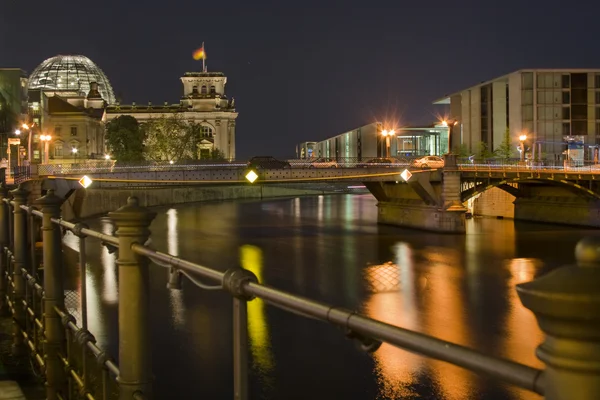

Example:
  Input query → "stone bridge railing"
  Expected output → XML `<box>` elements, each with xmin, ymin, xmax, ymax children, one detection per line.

<box><xmin>0</xmin><ymin>184</ymin><xmax>599</xmax><ymax>399</ymax></box>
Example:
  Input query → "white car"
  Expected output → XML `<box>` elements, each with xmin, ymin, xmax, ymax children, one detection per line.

<box><xmin>411</xmin><ymin>156</ymin><xmax>445</xmax><ymax>169</ymax></box>
<box><xmin>308</xmin><ymin>157</ymin><xmax>339</xmax><ymax>168</ymax></box>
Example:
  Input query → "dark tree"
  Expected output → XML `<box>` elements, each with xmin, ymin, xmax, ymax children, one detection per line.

<box><xmin>105</xmin><ymin>115</ymin><xmax>145</xmax><ymax>162</ymax></box>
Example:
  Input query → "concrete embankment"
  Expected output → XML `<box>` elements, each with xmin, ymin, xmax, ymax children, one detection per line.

<box><xmin>61</xmin><ymin>185</ymin><xmax>332</xmax><ymax>220</ymax></box>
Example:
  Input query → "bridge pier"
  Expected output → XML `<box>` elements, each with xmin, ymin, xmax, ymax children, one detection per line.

<box><xmin>366</xmin><ymin>155</ymin><xmax>467</xmax><ymax>233</ymax></box>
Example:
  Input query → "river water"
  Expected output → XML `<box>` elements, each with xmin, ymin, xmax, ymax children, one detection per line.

<box><xmin>61</xmin><ymin>193</ymin><xmax>595</xmax><ymax>399</ymax></box>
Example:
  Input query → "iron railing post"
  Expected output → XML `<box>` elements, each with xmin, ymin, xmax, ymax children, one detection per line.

<box><xmin>223</xmin><ymin>268</ymin><xmax>258</xmax><ymax>400</ymax></box>
<box><xmin>72</xmin><ymin>223</ymin><xmax>89</xmax><ymax>330</ymax></box>
<box><xmin>109</xmin><ymin>196</ymin><xmax>156</xmax><ymax>400</ymax></box>
<box><xmin>517</xmin><ymin>236</ymin><xmax>600</xmax><ymax>400</ymax></box>
<box><xmin>10</xmin><ymin>184</ymin><xmax>29</xmax><ymax>356</ymax></box>
<box><xmin>35</xmin><ymin>189</ymin><xmax>67</xmax><ymax>400</ymax></box>
<box><xmin>0</xmin><ymin>185</ymin><xmax>10</xmax><ymax>315</ymax></box>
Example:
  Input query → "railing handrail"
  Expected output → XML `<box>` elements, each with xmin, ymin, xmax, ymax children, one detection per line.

<box><xmin>131</xmin><ymin>244</ymin><xmax>544</xmax><ymax>394</ymax></box>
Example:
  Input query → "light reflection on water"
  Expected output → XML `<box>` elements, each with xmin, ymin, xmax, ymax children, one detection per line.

<box><xmin>63</xmin><ymin>194</ymin><xmax>594</xmax><ymax>399</ymax></box>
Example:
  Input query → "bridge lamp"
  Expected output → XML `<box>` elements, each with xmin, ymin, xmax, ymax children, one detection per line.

<box><xmin>40</xmin><ymin>134</ymin><xmax>52</xmax><ymax>164</ymax></box>
<box><xmin>245</xmin><ymin>170</ymin><xmax>258</xmax><ymax>183</ymax></box>
<box><xmin>381</xmin><ymin>129</ymin><xmax>395</xmax><ymax>158</ymax></box>
<box><xmin>400</xmin><ymin>169</ymin><xmax>412</xmax><ymax>182</ymax></box>
<box><xmin>519</xmin><ymin>135</ymin><xmax>527</xmax><ymax>162</ymax></box>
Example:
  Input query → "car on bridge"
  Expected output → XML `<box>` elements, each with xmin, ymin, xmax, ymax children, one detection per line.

<box><xmin>411</xmin><ymin>155</ymin><xmax>445</xmax><ymax>169</ymax></box>
<box><xmin>248</xmin><ymin>156</ymin><xmax>292</xmax><ymax>170</ymax></box>
<box><xmin>308</xmin><ymin>157</ymin><xmax>338</xmax><ymax>168</ymax></box>
<box><xmin>357</xmin><ymin>157</ymin><xmax>405</xmax><ymax>168</ymax></box>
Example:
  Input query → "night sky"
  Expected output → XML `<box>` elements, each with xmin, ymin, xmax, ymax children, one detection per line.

<box><xmin>2</xmin><ymin>0</ymin><xmax>600</xmax><ymax>159</ymax></box>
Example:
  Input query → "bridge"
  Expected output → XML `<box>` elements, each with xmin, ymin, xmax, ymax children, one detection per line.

<box><xmin>0</xmin><ymin>187</ymin><xmax>599</xmax><ymax>399</ymax></box>
<box><xmin>7</xmin><ymin>155</ymin><xmax>600</xmax><ymax>233</ymax></box>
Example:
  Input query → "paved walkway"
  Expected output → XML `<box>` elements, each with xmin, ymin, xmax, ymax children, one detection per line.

<box><xmin>0</xmin><ymin>316</ymin><xmax>45</xmax><ymax>400</ymax></box>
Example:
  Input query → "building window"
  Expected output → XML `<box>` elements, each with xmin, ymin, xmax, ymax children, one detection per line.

<box><xmin>596</xmin><ymin>91</ymin><xmax>600</xmax><ymax>104</ymax></box>
<box><xmin>562</xmin><ymin>122</ymin><xmax>571</xmax><ymax>136</ymax></box>
<box><xmin>54</xmin><ymin>126</ymin><xmax>62</xmax><ymax>136</ymax></box>
<box><xmin>562</xmin><ymin>107</ymin><xmax>571</xmax><ymax>120</ymax></box>
<box><xmin>201</xmin><ymin>126</ymin><xmax>213</xmax><ymax>137</ymax></box>
<box><xmin>192</xmin><ymin>85</ymin><xmax>198</xmax><ymax>94</ymax></box>
<box><xmin>70</xmin><ymin>127</ymin><xmax>77</xmax><ymax>136</ymax></box>
<box><xmin>596</xmin><ymin>75</ymin><xmax>600</xmax><ymax>89</ymax></box>
<box><xmin>596</xmin><ymin>107</ymin><xmax>600</xmax><ymax>120</ymax></box>
<box><xmin>562</xmin><ymin>92</ymin><xmax>570</xmax><ymax>104</ymax></box>
<box><xmin>210</xmin><ymin>85</ymin><xmax>216</xmax><ymax>94</ymax></box>
<box><xmin>562</xmin><ymin>75</ymin><xmax>570</xmax><ymax>89</ymax></box>
<box><xmin>54</xmin><ymin>143</ymin><xmax>63</xmax><ymax>157</ymax></box>
<box><xmin>201</xmin><ymin>86</ymin><xmax>207</xmax><ymax>95</ymax></box>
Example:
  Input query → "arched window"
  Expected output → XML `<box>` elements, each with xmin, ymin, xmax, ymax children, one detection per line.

<box><xmin>192</xmin><ymin>85</ymin><xmax>198</xmax><ymax>94</ymax></box>
<box><xmin>210</xmin><ymin>85</ymin><xmax>216</xmax><ymax>94</ymax></box>
<box><xmin>201</xmin><ymin>126</ymin><xmax>213</xmax><ymax>138</ymax></box>
<box><xmin>54</xmin><ymin>142</ymin><xmax>64</xmax><ymax>157</ymax></box>
<box><xmin>201</xmin><ymin>86</ymin><xmax>207</xmax><ymax>95</ymax></box>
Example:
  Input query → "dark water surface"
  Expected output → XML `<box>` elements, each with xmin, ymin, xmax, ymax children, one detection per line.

<box><xmin>61</xmin><ymin>194</ymin><xmax>594</xmax><ymax>399</ymax></box>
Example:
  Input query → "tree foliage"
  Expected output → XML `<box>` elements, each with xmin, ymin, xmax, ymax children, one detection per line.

<box><xmin>0</xmin><ymin>93</ymin><xmax>16</xmax><ymax>134</ymax></box>
<box><xmin>143</xmin><ymin>114</ymin><xmax>202</xmax><ymax>162</ymax></box>
<box><xmin>457</xmin><ymin>144</ymin><xmax>471</xmax><ymax>158</ymax></box>
<box><xmin>105</xmin><ymin>115</ymin><xmax>145</xmax><ymax>162</ymax></box>
<box><xmin>210</xmin><ymin>148</ymin><xmax>226</xmax><ymax>160</ymax></box>
<box><xmin>477</xmin><ymin>142</ymin><xmax>495</xmax><ymax>159</ymax></box>
<box><xmin>495</xmin><ymin>128</ymin><xmax>513</xmax><ymax>160</ymax></box>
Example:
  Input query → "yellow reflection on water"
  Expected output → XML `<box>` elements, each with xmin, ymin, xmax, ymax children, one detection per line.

<box><xmin>363</xmin><ymin>243</ymin><xmax>423</xmax><ymax>398</ymax></box>
<box><xmin>167</xmin><ymin>208</ymin><xmax>186</xmax><ymax>328</ymax></box>
<box><xmin>240</xmin><ymin>245</ymin><xmax>274</xmax><ymax>376</ymax></box>
<box><xmin>100</xmin><ymin>219</ymin><xmax>118</xmax><ymax>304</ymax></box>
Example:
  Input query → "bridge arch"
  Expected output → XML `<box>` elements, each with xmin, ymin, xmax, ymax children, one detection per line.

<box><xmin>460</xmin><ymin>177</ymin><xmax>600</xmax><ymax>203</ymax></box>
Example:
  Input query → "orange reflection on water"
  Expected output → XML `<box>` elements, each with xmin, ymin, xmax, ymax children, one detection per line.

<box><xmin>504</xmin><ymin>258</ymin><xmax>544</xmax><ymax>400</ymax></box>
<box><xmin>363</xmin><ymin>244</ymin><xmax>423</xmax><ymax>398</ymax></box>
<box><xmin>421</xmin><ymin>246</ymin><xmax>475</xmax><ymax>400</ymax></box>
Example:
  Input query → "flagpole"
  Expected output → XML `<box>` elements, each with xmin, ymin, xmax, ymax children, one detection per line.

<box><xmin>202</xmin><ymin>41</ymin><xmax>206</xmax><ymax>72</ymax></box>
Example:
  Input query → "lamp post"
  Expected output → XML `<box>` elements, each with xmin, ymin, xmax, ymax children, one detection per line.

<box><xmin>40</xmin><ymin>134</ymin><xmax>52</xmax><ymax>164</ymax></box>
<box><xmin>442</xmin><ymin>119</ymin><xmax>459</xmax><ymax>154</ymax></box>
<box><xmin>14</xmin><ymin>124</ymin><xmax>33</xmax><ymax>165</ymax></box>
<box><xmin>72</xmin><ymin>147</ymin><xmax>78</xmax><ymax>162</ymax></box>
<box><xmin>381</xmin><ymin>129</ymin><xmax>395</xmax><ymax>158</ymax></box>
<box><xmin>519</xmin><ymin>134</ymin><xmax>527</xmax><ymax>162</ymax></box>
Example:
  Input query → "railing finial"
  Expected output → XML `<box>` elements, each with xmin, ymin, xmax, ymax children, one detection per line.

<box><xmin>517</xmin><ymin>237</ymin><xmax>600</xmax><ymax>399</ymax></box>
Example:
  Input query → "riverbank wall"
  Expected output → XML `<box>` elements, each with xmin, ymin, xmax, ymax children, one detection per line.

<box><xmin>61</xmin><ymin>185</ymin><xmax>332</xmax><ymax>220</ymax></box>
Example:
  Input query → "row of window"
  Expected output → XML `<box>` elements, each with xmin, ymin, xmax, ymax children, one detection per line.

<box><xmin>52</xmin><ymin>142</ymin><xmax>79</xmax><ymax>157</ymax></box>
<box><xmin>192</xmin><ymin>85</ymin><xmax>216</xmax><ymax>95</ymax></box>
<box><xmin>532</xmin><ymin>106</ymin><xmax>600</xmax><ymax>120</ymax></box>
<box><xmin>523</xmin><ymin>73</ymin><xmax>600</xmax><ymax>90</ymax></box>
<box><xmin>54</xmin><ymin>126</ymin><xmax>78</xmax><ymax>136</ymax></box>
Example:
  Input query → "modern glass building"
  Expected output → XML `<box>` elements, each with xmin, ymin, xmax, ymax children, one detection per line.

<box><xmin>28</xmin><ymin>55</ymin><xmax>116</xmax><ymax>104</ymax></box>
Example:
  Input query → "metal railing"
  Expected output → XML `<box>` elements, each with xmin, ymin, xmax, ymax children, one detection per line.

<box><xmin>1</xmin><ymin>186</ymin><xmax>599</xmax><ymax>399</ymax></box>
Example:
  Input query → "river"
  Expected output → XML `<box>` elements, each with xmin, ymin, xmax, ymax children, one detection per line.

<box><xmin>61</xmin><ymin>193</ymin><xmax>595</xmax><ymax>399</ymax></box>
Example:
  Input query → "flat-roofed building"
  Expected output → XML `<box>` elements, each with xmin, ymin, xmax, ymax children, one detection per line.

<box><xmin>434</xmin><ymin>69</ymin><xmax>600</xmax><ymax>159</ymax></box>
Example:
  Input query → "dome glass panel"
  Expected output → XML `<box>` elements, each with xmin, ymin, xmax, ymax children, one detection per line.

<box><xmin>28</xmin><ymin>55</ymin><xmax>116</xmax><ymax>104</ymax></box>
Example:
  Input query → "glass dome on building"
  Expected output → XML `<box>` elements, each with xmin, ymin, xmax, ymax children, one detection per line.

<box><xmin>28</xmin><ymin>55</ymin><xmax>116</xmax><ymax>104</ymax></box>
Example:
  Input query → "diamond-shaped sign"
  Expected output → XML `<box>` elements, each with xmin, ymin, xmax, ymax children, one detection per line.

<box><xmin>79</xmin><ymin>175</ymin><xmax>93</xmax><ymax>188</ymax></box>
<box><xmin>245</xmin><ymin>170</ymin><xmax>258</xmax><ymax>183</ymax></box>
<box><xmin>400</xmin><ymin>169</ymin><xmax>412</xmax><ymax>182</ymax></box>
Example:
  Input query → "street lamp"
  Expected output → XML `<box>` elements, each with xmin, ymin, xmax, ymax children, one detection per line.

<box><xmin>104</xmin><ymin>154</ymin><xmax>111</xmax><ymax>160</ymax></box>
<box><xmin>519</xmin><ymin>134</ymin><xmax>527</xmax><ymax>162</ymax></box>
<box><xmin>381</xmin><ymin>129</ymin><xmax>395</xmax><ymax>158</ymax></box>
<box><xmin>40</xmin><ymin>134</ymin><xmax>52</xmax><ymax>164</ymax></box>
<box><xmin>72</xmin><ymin>147</ymin><xmax>78</xmax><ymax>161</ymax></box>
